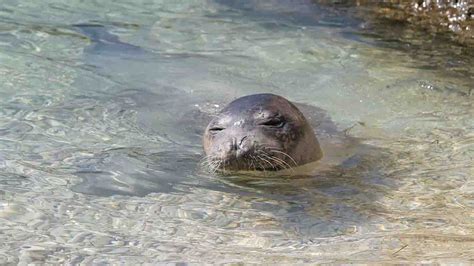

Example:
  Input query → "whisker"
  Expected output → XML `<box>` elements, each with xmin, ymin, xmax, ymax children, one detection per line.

<box><xmin>269</xmin><ymin>150</ymin><xmax>298</xmax><ymax>166</ymax></box>
<box><xmin>254</xmin><ymin>156</ymin><xmax>267</xmax><ymax>173</ymax></box>
<box><xmin>271</xmin><ymin>156</ymin><xmax>291</xmax><ymax>170</ymax></box>
<box><xmin>270</xmin><ymin>155</ymin><xmax>294</xmax><ymax>172</ymax></box>
<box><xmin>260</xmin><ymin>152</ymin><xmax>285</xmax><ymax>170</ymax></box>
<box><xmin>246</xmin><ymin>157</ymin><xmax>253</xmax><ymax>172</ymax></box>
<box><xmin>257</xmin><ymin>155</ymin><xmax>276</xmax><ymax>170</ymax></box>
<box><xmin>202</xmin><ymin>158</ymin><xmax>216</xmax><ymax>168</ymax></box>
<box><xmin>250</xmin><ymin>156</ymin><xmax>257</xmax><ymax>171</ymax></box>
<box><xmin>201</xmin><ymin>154</ymin><xmax>224</xmax><ymax>174</ymax></box>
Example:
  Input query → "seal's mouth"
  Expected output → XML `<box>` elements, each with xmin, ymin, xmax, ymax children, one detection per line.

<box><xmin>202</xmin><ymin>148</ymin><xmax>297</xmax><ymax>173</ymax></box>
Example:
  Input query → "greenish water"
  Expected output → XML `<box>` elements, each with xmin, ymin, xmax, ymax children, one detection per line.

<box><xmin>0</xmin><ymin>0</ymin><xmax>473</xmax><ymax>264</ymax></box>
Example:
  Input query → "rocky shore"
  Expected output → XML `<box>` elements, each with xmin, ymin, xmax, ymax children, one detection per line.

<box><xmin>316</xmin><ymin>0</ymin><xmax>474</xmax><ymax>46</ymax></box>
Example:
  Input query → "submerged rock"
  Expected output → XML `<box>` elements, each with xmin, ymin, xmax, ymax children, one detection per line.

<box><xmin>315</xmin><ymin>0</ymin><xmax>474</xmax><ymax>45</ymax></box>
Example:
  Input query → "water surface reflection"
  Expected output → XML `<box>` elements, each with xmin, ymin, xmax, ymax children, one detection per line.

<box><xmin>0</xmin><ymin>0</ymin><xmax>473</xmax><ymax>263</ymax></box>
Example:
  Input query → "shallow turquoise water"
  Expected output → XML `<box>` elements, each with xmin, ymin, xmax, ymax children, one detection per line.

<box><xmin>0</xmin><ymin>0</ymin><xmax>473</xmax><ymax>263</ymax></box>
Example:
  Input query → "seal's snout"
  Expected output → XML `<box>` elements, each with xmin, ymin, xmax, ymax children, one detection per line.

<box><xmin>224</xmin><ymin>135</ymin><xmax>252</xmax><ymax>159</ymax></box>
<box><xmin>236</xmin><ymin>135</ymin><xmax>251</xmax><ymax>157</ymax></box>
<box><xmin>231</xmin><ymin>135</ymin><xmax>248</xmax><ymax>150</ymax></box>
<box><xmin>230</xmin><ymin>137</ymin><xmax>238</xmax><ymax>151</ymax></box>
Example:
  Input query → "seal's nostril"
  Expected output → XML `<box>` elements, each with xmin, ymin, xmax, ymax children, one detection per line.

<box><xmin>231</xmin><ymin>137</ymin><xmax>238</xmax><ymax>151</ymax></box>
<box><xmin>239</xmin><ymin>136</ymin><xmax>248</xmax><ymax>147</ymax></box>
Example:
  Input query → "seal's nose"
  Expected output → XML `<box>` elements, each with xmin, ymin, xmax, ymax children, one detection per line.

<box><xmin>238</xmin><ymin>136</ymin><xmax>249</xmax><ymax>151</ymax></box>
<box><xmin>226</xmin><ymin>135</ymin><xmax>250</xmax><ymax>158</ymax></box>
<box><xmin>238</xmin><ymin>136</ymin><xmax>248</xmax><ymax>147</ymax></box>
<box><xmin>230</xmin><ymin>137</ymin><xmax>238</xmax><ymax>151</ymax></box>
<box><xmin>235</xmin><ymin>136</ymin><xmax>250</xmax><ymax>157</ymax></box>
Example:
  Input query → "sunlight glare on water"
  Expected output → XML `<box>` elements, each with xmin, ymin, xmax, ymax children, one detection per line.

<box><xmin>0</xmin><ymin>0</ymin><xmax>473</xmax><ymax>264</ymax></box>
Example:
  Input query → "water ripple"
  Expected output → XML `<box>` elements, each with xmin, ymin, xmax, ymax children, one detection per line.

<box><xmin>0</xmin><ymin>0</ymin><xmax>473</xmax><ymax>264</ymax></box>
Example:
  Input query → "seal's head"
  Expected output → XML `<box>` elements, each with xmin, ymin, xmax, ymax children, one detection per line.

<box><xmin>203</xmin><ymin>93</ymin><xmax>322</xmax><ymax>172</ymax></box>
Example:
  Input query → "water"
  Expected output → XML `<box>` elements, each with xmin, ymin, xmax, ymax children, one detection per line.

<box><xmin>0</xmin><ymin>0</ymin><xmax>473</xmax><ymax>263</ymax></box>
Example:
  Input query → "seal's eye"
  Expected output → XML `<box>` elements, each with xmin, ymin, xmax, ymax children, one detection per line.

<box><xmin>259</xmin><ymin>119</ymin><xmax>285</xmax><ymax>128</ymax></box>
<box><xmin>209</xmin><ymin>127</ymin><xmax>225</xmax><ymax>132</ymax></box>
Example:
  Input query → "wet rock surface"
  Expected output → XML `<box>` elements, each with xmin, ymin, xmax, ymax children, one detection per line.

<box><xmin>316</xmin><ymin>0</ymin><xmax>474</xmax><ymax>45</ymax></box>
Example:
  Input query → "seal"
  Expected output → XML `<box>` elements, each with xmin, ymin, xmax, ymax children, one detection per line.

<box><xmin>202</xmin><ymin>93</ymin><xmax>323</xmax><ymax>172</ymax></box>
